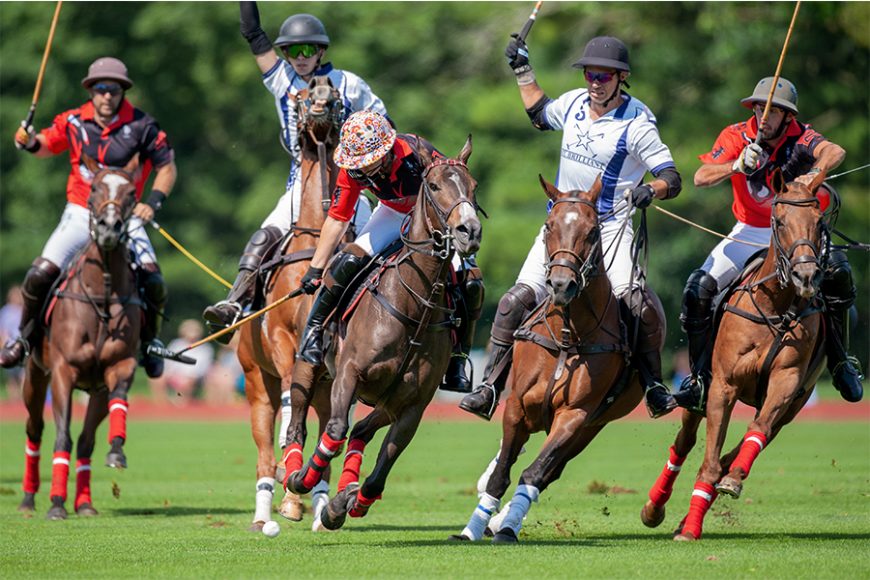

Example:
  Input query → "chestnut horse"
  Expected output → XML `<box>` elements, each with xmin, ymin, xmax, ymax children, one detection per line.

<box><xmin>453</xmin><ymin>176</ymin><xmax>662</xmax><ymax>543</ymax></box>
<box><xmin>19</xmin><ymin>155</ymin><xmax>142</xmax><ymax>520</ymax></box>
<box><xmin>235</xmin><ymin>76</ymin><xmax>343</xmax><ymax>531</ymax></box>
<box><xmin>641</xmin><ymin>170</ymin><xmax>829</xmax><ymax>541</ymax></box>
<box><xmin>284</xmin><ymin>137</ymin><xmax>482</xmax><ymax>530</ymax></box>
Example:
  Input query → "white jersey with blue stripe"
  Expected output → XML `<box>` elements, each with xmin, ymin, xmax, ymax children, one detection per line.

<box><xmin>262</xmin><ymin>60</ymin><xmax>388</xmax><ymax>189</ymax></box>
<box><xmin>543</xmin><ymin>89</ymin><xmax>675</xmax><ymax>222</ymax></box>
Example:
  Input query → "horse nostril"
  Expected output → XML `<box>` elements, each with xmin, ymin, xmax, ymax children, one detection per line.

<box><xmin>455</xmin><ymin>224</ymin><xmax>470</xmax><ymax>240</ymax></box>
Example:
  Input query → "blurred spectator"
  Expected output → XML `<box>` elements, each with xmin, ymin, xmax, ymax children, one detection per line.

<box><xmin>671</xmin><ymin>348</ymin><xmax>690</xmax><ymax>391</ymax></box>
<box><xmin>0</xmin><ymin>286</ymin><xmax>24</xmax><ymax>399</ymax></box>
<box><xmin>149</xmin><ymin>319</ymin><xmax>214</xmax><ymax>404</ymax></box>
<box><xmin>203</xmin><ymin>336</ymin><xmax>244</xmax><ymax>405</ymax></box>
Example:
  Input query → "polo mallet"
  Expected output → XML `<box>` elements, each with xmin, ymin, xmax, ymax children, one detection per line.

<box><xmin>151</xmin><ymin>286</ymin><xmax>307</xmax><ymax>363</ymax></box>
<box><xmin>755</xmin><ymin>0</ymin><xmax>801</xmax><ymax>144</ymax></box>
<box><xmin>23</xmin><ymin>1</ymin><xmax>63</xmax><ymax>129</ymax></box>
<box><xmin>517</xmin><ymin>1</ymin><xmax>544</xmax><ymax>42</ymax></box>
<box><xmin>150</xmin><ymin>221</ymin><xmax>232</xmax><ymax>289</ymax></box>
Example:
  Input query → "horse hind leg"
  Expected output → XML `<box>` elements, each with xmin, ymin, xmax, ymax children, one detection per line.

<box><xmin>246</xmin><ymin>369</ymin><xmax>286</xmax><ymax>531</ymax></box>
<box><xmin>47</xmin><ymin>365</ymin><xmax>79</xmax><ymax>521</ymax></box>
<box><xmin>20</xmin><ymin>360</ymin><xmax>49</xmax><ymax>513</ymax></box>
<box><xmin>642</xmin><ymin>409</ymin><xmax>703</xmax><ymax>528</ymax></box>
<box><xmin>75</xmin><ymin>389</ymin><xmax>109</xmax><ymax>516</ymax></box>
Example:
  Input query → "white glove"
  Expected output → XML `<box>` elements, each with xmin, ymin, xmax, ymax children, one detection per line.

<box><xmin>732</xmin><ymin>143</ymin><xmax>768</xmax><ymax>175</ymax></box>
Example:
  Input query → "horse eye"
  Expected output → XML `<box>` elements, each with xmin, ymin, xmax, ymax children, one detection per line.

<box><xmin>428</xmin><ymin>182</ymin><xmax>440</xmax><ymax>191</ymax></box>
<box><xmin>587</xmin><ymin>229</ymin><xmax>599</xmax><ymax>242</ymax></box>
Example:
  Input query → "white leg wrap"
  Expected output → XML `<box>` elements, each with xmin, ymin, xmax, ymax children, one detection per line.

<box><xmin>500</xmin><ymin>484</ymin><xmax>539</xmax><ymax>536</ymax></box>
<box><xmin>311</xmin><ymin>480</ymin><xmax>330</xmax><ymax>521</ymax></box>
<box><xmin>488</xmin><ymin>500</ymin><xmax>512</xmax><ymax>534</ymax></box>
<box><xmin>461</xmin><ymin>493</ymin><xmax>500</xmax><ymax>541</ymax></box>
<box><xmin>253</xmin><ymin>477</ymin><xmax>275</xmax><ymax>524</ymax></box>
<box><xmin>278</xmin><ymin>390</ymin><xmax>292</xmax><ymax>449</ymax></box>
<box><xmin>476</xmin><ymin>441</ymin><xmax>527</xmax><ymax>496</ymax></box>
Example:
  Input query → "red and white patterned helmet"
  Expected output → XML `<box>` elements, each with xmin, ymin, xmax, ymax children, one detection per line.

<box><xmin>334</xmin><ymin>110</ymin><xmax>396</xmax><ymax>170</ymax></box>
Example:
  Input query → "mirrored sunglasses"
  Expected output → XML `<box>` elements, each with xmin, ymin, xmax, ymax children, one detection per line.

<box><xmin>584</xmin><ymin>70</ymin><xmax>616</xmax><ymax>84</ymax></box>
<box><xmin>284</xmin><ymin>44</ymin><xmax>320</xmax><ymax>59</ymax></box>
<box><xmin>91</xmin><ymin>82</ymin><xmax>123</xmax><ymax>96</ymax></box>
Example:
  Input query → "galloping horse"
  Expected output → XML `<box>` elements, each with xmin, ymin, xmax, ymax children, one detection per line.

<box><xmin>453</xmin><ymin>176</ymin><xmax>659</xmax><ymax>543</ymax></box>
<box><xmin>641</xmin><ymin>169</ymin><xmax>829</xmax><ymax>541</ymax></box>
<box><xmin>284</xmin><ymin>137</ymin><xmax>482</xmax><ymax>530</ymax></box>
<box><xmin>235</xmin><ymin>76</ymin><xmax>343</xmax><ymax>531</ymax></box>
<box><xmin>19</xmin><ymin>154</ymin><xmax>142</xmax><ymax>520</ymax></box>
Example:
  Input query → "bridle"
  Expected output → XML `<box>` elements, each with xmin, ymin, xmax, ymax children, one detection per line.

<box><xmin>545</xmin><ymin>197</ymin><xmax>602</xmax><ymax>292</ymax></box>
<box><xmin>770</xmin><ymin>196</ymin><xmax>827</xmax><ymax>289</ymax></box>
<box><xmin>296</xmin><ymin>80</ymin><xmax>343</xmax><ymax>212</ymax></box>
<box><xmin>87</xmin><ymin>169</ymin><xmax>136</xmax><ymax>249</ymax></box>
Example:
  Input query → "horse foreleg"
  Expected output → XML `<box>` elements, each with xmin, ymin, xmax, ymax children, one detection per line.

<box><xmin>493</xmin><ymin>411</ymin><xmax>604</xmax><ymax>544</ymax></box>
<box><xmin>20</xmin><ymin>360</ymin><xmax>49</xmax><ymax>512</ymax></box>
<box><xmin>281</xmin><ymin>361</ymin><xmax>318</xmax><ymax>493</ymax></box>
<box><xmin>75</xmin><ymin>389</ymin><xmax>108</xmax><ymax>516</ymax></box>
<box><xmin>642</xmin><ymin>409</ymin><xmax>703</xmax><ymax>528</ymax></box>
<box><xmin>47</xmin><ymin>364</ymin><xmax>78</xmax><ymax>521</ymax></box>
<box><xmin>675</xmin><ymin>376</ymin><xmax>738</xmax><ymax>541</ymax></box>
<box><xmin>245</xmin><ymin>369</ymin><xmax>284</xmax><ymax>530</ymax></box>
<box><xmin>105</xmin><ymin>361</ymin><xmax>136</xmax><ymax>469</ymax></box>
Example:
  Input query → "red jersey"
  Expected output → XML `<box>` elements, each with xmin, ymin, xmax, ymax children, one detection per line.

<box><xmin>328</xmin><ymin>134</ymin><xmax>444</xmax><ymax>222</ymax></box>
<box><xmin>699</xmin><ymin>116</ymin><xmax>828</xmax><ymax>227</ymax></box>
<box><xmin>40</xmin><ymin>99</ymin><xmax>174</xmax><ymax>208</ymax></box>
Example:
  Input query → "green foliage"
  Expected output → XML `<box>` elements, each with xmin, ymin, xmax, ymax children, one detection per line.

<box><xmin>1</xmin><ymin>2</ymin><xmax>867</xmax><ymax>369</ymax></box>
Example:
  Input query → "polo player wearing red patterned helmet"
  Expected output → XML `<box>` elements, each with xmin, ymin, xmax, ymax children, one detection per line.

<box><xmin>1</xmin><ymin>57</ymin><xmax>177</xmax><ymax>378</ymax></box>
<box><xmin>678</xmin><ymin>76</ymin><xmax>862</xmax><ymax>407</ymax></box>
<box><xmin>295</xmin><ymin>111</ymin><xmax>485</xmax><ymax>393</ymax></box>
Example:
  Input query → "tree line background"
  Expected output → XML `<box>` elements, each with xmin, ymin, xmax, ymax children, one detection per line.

<box><xmin>1</xmin><ymin>2</ymin><xmax>867</xmax><ymax>379</ymax></box>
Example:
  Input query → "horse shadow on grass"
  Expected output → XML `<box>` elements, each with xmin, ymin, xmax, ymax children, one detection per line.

<box><xmin>112</xmin><ymin>506</ymin><xmax>249</xmax><ymax>517</ymax></box>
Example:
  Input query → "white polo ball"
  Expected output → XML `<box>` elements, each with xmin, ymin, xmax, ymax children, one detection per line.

<box><xmin>262</xmin><ymin>520</ymin><xmax>281</xmax><ymax>538</ymax></box>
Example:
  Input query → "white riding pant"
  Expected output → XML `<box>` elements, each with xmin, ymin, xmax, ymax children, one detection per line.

<box><xmin>701</xmin><ymin>221</ymin><xmax>771</xmax><ymax>289</ymax></box>
<box><xmin>352</xmin><ymin>202</ymin><xmax>469</xmax><ymax>271</ymax></box>
<box><xmin>516</xmin><ymin>218</ymin><xmax>637</xmax><ymax>303</ymax></box>
<box><xmin>41</xmin><ymin>203</ymin><xmax>157</xmax><ymax>269</ymax></box>
<box><xmin>261</xmin><ymin>170</ymin><xmax>372</xmax><ymax>235</ymax></box>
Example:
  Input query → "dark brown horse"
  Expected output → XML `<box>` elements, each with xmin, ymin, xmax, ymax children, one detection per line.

<box><xmin>235</xmin><ymin>76</ymin><xmax>342</xmax><ymax>531</ymax></box>
<box><xmin>453</xmin><ymin>176</ymin><xmax>661</xmax><ymax>543</ymax></box>
<box><xmin>641</xmin><ymin>170</ymin><xmax>829</xmax><ymax>541</ymax></box>
<box><xmin>283</xmin><ymin>137</ymin><xmax>482</xmax><ymax>530</ymax></box>
<box><xmin>19</xmin><ymin>154</ymin><xmax>142</xmax><ymax>520</ymax></box>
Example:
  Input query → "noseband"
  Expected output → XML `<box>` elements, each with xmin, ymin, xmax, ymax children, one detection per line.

<box><xmin>545</xmin><ymin>197</ymin><xmax>601</xmax><ymax>291</ymax></box>
<box><xmin>770</xmin><ymin>196</ymin><xmax>827</xmax><ymax>289</ymax></box>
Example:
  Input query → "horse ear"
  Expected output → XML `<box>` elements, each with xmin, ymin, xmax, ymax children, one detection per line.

<box><xmin>123</xmin><ymin>153</ymin><xmax>141</xmax><ymax>178</ymax></box>
<box><xmin>589</xmin><ymin>174</ymin><xmax>603</xmax><ymax>202</ymax></box>
<box><xmin>807</xmin><ymin>168</ymin><xmax>827</xmax><ymax>193</ymax></box>
<box><xmin>770</xmin><ymin>167</ymin><xmax>787</xmax><ymax>195</ymax></box>
<box><xmin>458</xmin><ymin>134</ymin><xmax>472</xmax><ymax>165</ymax></box>
<box><xmin>81</xmin><ymin>153</ymin><xmax>101</xmax><ymax>176</ymax></box>
<box><xmin>538</xmin><ymin>174</ymin><xmax>560</xmax><ymax>202</ymax></box>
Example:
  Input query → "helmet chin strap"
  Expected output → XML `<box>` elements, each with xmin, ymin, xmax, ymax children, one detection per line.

<box><xmin>601</xmin><ymin>82</ymin><xmax>623</xmax><ymax>107</ymax></box>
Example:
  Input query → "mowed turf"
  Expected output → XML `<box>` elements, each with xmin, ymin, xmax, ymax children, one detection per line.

<box><xmin>0</xmin><ymin>416</ymin><xmax>867</xmax><ymax>578</ymax></box>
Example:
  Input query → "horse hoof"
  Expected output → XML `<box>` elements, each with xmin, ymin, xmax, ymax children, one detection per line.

<box><xmin>18</xmin><ymin>493</ymin><xmax>36</xmax><ymax>513</ymax></box>
<box><xmin>47</xmin><ymin>505</ymin><xmax>68</xmax><ymax>521</ymax></box>
<box><xmin>277</xmin><ymin>491</ymin><xmax>304</xmax><ymax>522</ymax></box>
<box><xmin>248</xmin><ymin>521</ymin><xmax>265</xmax><ymax>533</ymax></box>
<box><xmin>483</xmin><ymin>527</ymin><xmax>494</xmax><ymax>538</ymax></box>
<box><xmin>285</xmin><ymin>470</ymin><xmax>311</xmax><ymax>495</ymax></box>
<box><xmin>76</xmin><ymin>503</ymin><xmax>99</xmax><ymax>517</ymax></box>
<box><xmin>715</xmin><ymin>477</ymin><xmax>742</xmax><ymax>498</ymax></box>
<box><xmin>641</xmin><ymin>501</ymin><xmax>666</xmax><ymax>528</ymax></box>
<box><xmin>492</xmin><ymin>528</ymin><xmax>519</xmax><ymax>544</ymax></box>
<box><xmin>673</xmin><ymin>532</ymin><xmax>698</xmax><ymax>542</ymax></box>
<box><xmin>448</xmin><ymin>534</ymin><xmax>471</xmax><ymax>542</ymax></box>
<box><xmin>106</xmin><ymin>452</ymin><xmax>127</xmax><ymax>470</ymax></box>
<box><xmin>319</xmin><ymin>504</ymin><xmax>347</xmax><ymax>531</ymax></box>
<box><xmin>320</xmin><ymin>485</ymin><xmax>356</xmax><ymax>531</ymax></box>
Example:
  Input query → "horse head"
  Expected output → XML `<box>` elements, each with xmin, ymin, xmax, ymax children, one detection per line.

<box><xmin>83</xmin><ymin>154</ymin><xmax>139</xmax><ymax>253</ymax></box>
<box><xmin>296</xmin><ymin>76</ymin><xmax>343</xmax><ymax>152</ymax></box>
<box><xmin>418</xmin><ymin>136</ymin><xmax>482</xmax><ymax>257</ymax></box>
<box><xmin>769</xmin><ymin>168</ymin><xmax>828</xmax><ymax>298</ymax></box>
<box><xmin>540</xmin><ymin>175</ymin><xmax>603</xmax><ymax>306</ymax></box>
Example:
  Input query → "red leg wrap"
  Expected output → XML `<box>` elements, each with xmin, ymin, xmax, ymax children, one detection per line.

<box><xmin>349</xmin><ymin>489</ymin><xmax>381</xmax><ymax>518</ymax></box>
<box><xmin>50</xmin><ymin>451</ymin><xmax>71</xmax><ymax>501</ymax></box>
<box><xmin>301</xmin><ymin>433</ymin><xmax>346</xmax><ymax>490</ymax></box>
<box><xmin>23</xmin><ymin>439</ymin><xmax>41</xmax><ymax>494</ymax></box>
<box><xmin>282</xmin><ymin>443</ymin><xmax>304</xmax><ymax>478</ymax></box>
<box><xmin>681</xmin><ymin>481</ymin><xmax>716</xmax><ymax>539</ymax></box>
<box><xmin>108</xmin><ymin>398</ymin><xmax>128</xmax><ymax>443</ymax></box>
<box><xmin>74</xmin><ymin>459</ymin><xmax>92</xmax><ymax>509</ymax></box>
<box><xmin>729</xmin><ymin>431</ymin><xmax>767</xmax><ymax>479</ymax></box>
<box><xmin>338</xmin><ymin>439</ymin><xmax>366</xmax><ymax>492</ymax></box>
<box><xmin>648</xmin><ymin>445</ymin><xmax>687</xmax><ymax>507</ymax></box>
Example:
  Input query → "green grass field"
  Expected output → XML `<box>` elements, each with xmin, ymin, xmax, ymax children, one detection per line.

<box><xmin>0</xmin><ymin>417</ymin><xmax>867</xmax><ymax>578</ymax></box>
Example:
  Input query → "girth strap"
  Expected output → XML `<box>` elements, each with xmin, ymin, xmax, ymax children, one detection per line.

<box><xmin>367</xmin><ymin>288</ymin><xmax>456</xmax><ymax>332</ymax></box>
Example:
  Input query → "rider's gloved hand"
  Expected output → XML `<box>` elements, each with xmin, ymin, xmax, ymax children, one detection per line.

<box><xmin>300</xmin><ymin>266</ymin><xmax>324</xmax><ymax>294</ymax></box>
<box><xmin>627</xmin><ymin>183</ymin><xmax>656</xmax><ymax>209</ymax></box>
<box><xmin>505</xmin><ymin>34</ymin><xmax>531</xmax><ymax>75</ymax></box>
<box><xmin>14</xmin><ymin>121</ymin><xmax>38</xmax><ymax>152</ymax></box>
<box><xmin>732</xmin><ymin>143</ymin><xmax>768</xmax><ymax>175</ymax></box>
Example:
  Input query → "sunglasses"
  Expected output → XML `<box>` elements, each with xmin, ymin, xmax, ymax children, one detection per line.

<box><xmin>91</xmin><ymin>82</ymin><xmax>123</xmax><ymax>96</ymax></box>
<box><xmin>584</xmin><ymin>70</ymin><xmax>617</xmax><ymax>84</ymax></box>
<box><xmin>284</xmin><ymin>44</ymin><xmax>320</xmax><ymax>59</ymax></box>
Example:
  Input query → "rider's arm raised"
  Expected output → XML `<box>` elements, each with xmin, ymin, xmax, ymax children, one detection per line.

<box><xmin>240</xmin><ymin>1</ymin><xmax>279</xmax><ymax>74</ymax></box>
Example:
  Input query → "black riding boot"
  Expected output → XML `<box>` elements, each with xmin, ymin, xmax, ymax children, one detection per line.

<box><xmin>674</xmin><ymin>269</ymin><xmax>718</xmax><ymax>411</ymax></box>
<box><xmin>440</xmin><ymin>267</ymin><xmax>485</xmax><ymax>394</ymax></box>
<box><xmin>138</xmin><ymin>268</ymin><xmax>169</xmax><ymax>379</ymax></box>
<box><xmin>459</xmin><ymin>283</ymin><xmax>537</xmax><ymax>420</ymax></box>
<box><xmin>297</xmin><ymin>252</ymin><xmax>368</xmax><ymax>366</ymax></box>
<box><xmin>203</xmin><ymin>226</ymin><xmax>283</xmax><ymax>344</ymax></box>
<box><xmin>821</xmin><ymin>250</ymin><xmax>863</xmax><ymax>402</ymax></box>
<box><xmin>621</xmin><ymin>287</ymin><xmax>677</xmax><ymax>419</ymax></box>
<box><xmin>0</xmin><ymin>258</ymin><xmax>60</xmax><ymax>368</ymax></box>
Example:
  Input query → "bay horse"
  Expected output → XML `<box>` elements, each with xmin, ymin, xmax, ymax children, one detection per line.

<box><xmin>235</xmin><ymin>76</ymin><xmax>343</xmax><ymax>531</ymax></box>
<box><xmin>19</xmin><ymin>154</ymin><xmax>142</xmax><ymax>520</ymax></box>
<box><xmin>453</xmin><ymin>176</ymin><xmax>661</xmax><ymax>543</ymax></box>
<box><xmin>640</xmin><ymin>169</ymin><xmax>829</xmax><ymax>541</ymax></box>
<box><xmin>283</xmin><ymin>136</ymin><xmax>482</xmax><ymax>530</ymax></box>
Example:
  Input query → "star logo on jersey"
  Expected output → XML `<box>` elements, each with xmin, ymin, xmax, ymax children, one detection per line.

<box><xmin>568</xmin><ymin>129</ymin><xmax>602</xmax><ymax>154</ymax></box>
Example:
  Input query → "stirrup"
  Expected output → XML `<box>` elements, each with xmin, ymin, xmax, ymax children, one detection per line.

<box><xmin>460</xmin><ymin>383</ymin><xmax>499</xmax><ymax>420</ymax></box>
<box><xmin>0</xmin><ymin>337</ymin><xmax>30</xmax><ymax>367</ymax></box>
<box><xmin>205</xmin><ymin>300</ymin><xmax>243</xmax><ymax>326</ymax></box>
<box><xmin>644</xmin><ymin>382</ymin><xmax>678</xmax><ymax>419</ymax></box>
<box><xmin>674</xmin><ymin>374</ymin><xmax>707</xmax><ymax>414</ymax></box>
<box><xmin>833</xmin><ymin>355</ymin><xmax>865</xmax><ymax>381</ymax></box>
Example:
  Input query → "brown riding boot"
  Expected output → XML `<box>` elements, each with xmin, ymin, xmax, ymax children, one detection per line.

<box><xmin>0</xmin><ymin>258</ymin><xmax>60</xmax><ymax>368</ymax></box>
